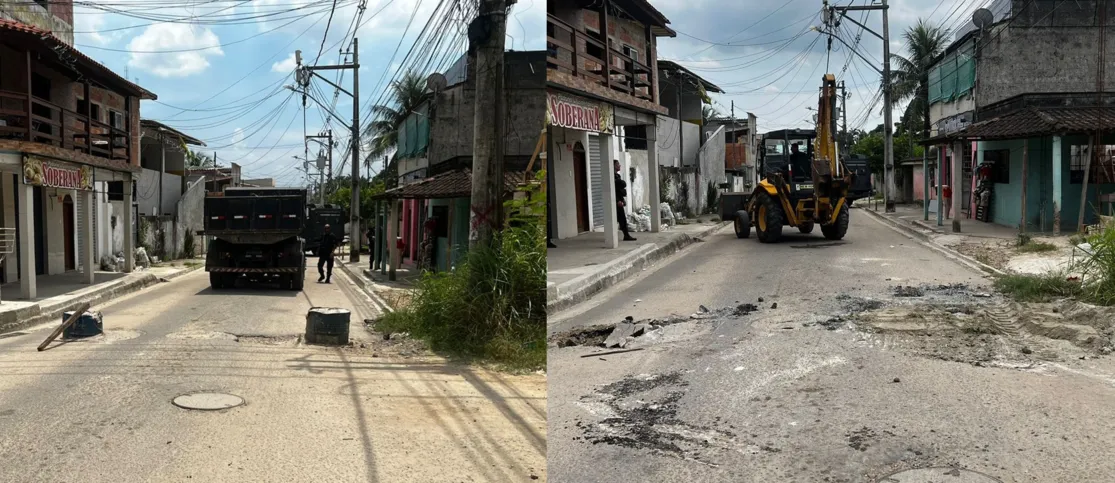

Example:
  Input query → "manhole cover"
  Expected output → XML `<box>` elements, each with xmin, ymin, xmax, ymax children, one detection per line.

<box><xmin>172</xmin><ymin>392</ymin><xmax>245</xmax><ymax>411</ymax></box>
<box><xmin>878</xmin><ymin>467</ymin><xmax>1002</xmax><ymax>482</ymax></box>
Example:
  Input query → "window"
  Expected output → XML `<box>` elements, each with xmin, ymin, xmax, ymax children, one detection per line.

<box><xmin>1070</xmin><ymin>144</ymin><xmax>1115</xmax><ymax>184</ymax></box>
<box><xmin>622</xmin><ymin>45</ymin><xmax>639</xmax><ymax>63</ymax></box>
<box><xmin>1070</xmin><ymin>145</ymin><xmax>1090</xmax><ymax>184</ymax></box>
<box><xmin>109</xmin><ymin>110</ymin><xmax>124</xmax><ymax>129</ymax></box>
<box><xmin>983</xmin><ymin>149</ymin><xmax>1010</xmax><ymax>184</ymax></box>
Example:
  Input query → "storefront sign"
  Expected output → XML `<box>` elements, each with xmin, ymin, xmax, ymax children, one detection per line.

<box><xmin>547</xmin><ymin>93</ymin><xmax>613</xmax><ymax>133</ymax></box>
<box><xmin>936</xmin><ymin>111</ymin><xmax>973</xmax><ymax>136</ymax></box>
<box><xmin>22</xmin><ymin>155</ymin><xmax>93</xmax><ymax>191</ymax></box>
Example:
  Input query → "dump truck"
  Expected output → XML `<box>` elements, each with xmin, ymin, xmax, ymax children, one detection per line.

<box><xmin>201</xmin><ymin>187</ymin><xmax>307</xmax><ymax>291</ymax></box>
<box><xmin>302</xmin><ymin>203</ymin><xmax>346</xmax><ymax>256</ymax></box>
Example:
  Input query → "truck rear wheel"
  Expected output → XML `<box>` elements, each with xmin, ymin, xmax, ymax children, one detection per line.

<box><xmin>209</xmin><ymin>272</ymin><xmax>224</xmax><ymax>290</ymax></box>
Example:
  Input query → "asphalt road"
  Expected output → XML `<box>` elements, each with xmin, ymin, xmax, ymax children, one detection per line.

<box><xmin>547</xmin><ymin>208</ymin><xmax>1115</xmax><ymax>482</ymax></box>
<box><xmin>0</xmin><ymin>266</ymin><xmax>546</xmax><ymax>483</ymax></box>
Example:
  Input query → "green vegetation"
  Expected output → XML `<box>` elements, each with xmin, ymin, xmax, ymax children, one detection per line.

<box><xmin>376</xmin><ymin>172</ymin><xmax>546</xmax><ymax>371</ymax></box>
<box><xmin>1017</xmin><ymin>240</ymin><xmax>1058</xmax><ymax>253</ymax></box>
<box><xmin>993</xmin><ymin>273</ymin><xmax>1081</xmax><ymax>303</ymax></box>
<box><xmin>994</xmin><ymin>225</ymin><xmax>1115</xmax><ymax>305</ymax></box>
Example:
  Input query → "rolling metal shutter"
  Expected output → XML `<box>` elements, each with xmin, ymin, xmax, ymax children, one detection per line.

<box><xmin>76</xmin><ymin>193</ymin><xmax>85</xmax><ymax>271</ymax></box>
<box><xmin>590</xmin><ymin>135</ymin><xmax>604</xmax><ymax>229</ymax></box>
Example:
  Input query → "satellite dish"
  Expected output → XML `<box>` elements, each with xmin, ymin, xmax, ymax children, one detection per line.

<box><xmin>426</xmin><ymin>72</ymin><xmax>447</xmax><ymax>92</ymax></box>
<box><xmin>972</xmin><ymin>8</ymin><xmax>994</xmax><ymax>30</ymax></box>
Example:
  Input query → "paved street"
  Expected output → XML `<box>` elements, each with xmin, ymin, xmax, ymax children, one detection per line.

<box><xmin>548</xmin><ymin>208</ymin><xmax>1115</xmax><ymax>482</ymax></box>
<box><xmin>0</xmin><ymin>268</ymin><xmax>545</xmax><ymax>483</ymax></box>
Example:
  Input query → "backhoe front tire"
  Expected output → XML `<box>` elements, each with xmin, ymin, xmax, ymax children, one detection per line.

<box><xmin>754</xmin><ymin>192</ymin><xmax>784</xmax><ymax>243</ymax></box>
<box><xmin>822</xmin><ymin>203</ymin><xmax>850</xmax><ymax>240</ymax></box>
<box><xmin>734</xmin><ymin>210</ymin><xmax>751</xmax><ymax>239</ymax></box>
<box><xmin>798</xmin><ymin>222</ymin><xmax>815</xmax><ymax>234</ymax></box>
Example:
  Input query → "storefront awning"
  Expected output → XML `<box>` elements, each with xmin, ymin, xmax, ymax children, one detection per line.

<box><xmin>372</xmin><ymin>169</ymin><xmax>529</xmax><ymax>200</ymax></box>
<box><xmin>923</xmin><ymin>107</ymin><xmax>1115</xmax><ymax>145</ymax></box>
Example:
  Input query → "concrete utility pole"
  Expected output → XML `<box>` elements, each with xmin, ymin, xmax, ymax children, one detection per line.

<box><xmin>350</xmin><ymin>38</ymin><xmax>361</xmax><ymax>262</ymax></box>
<box><xmin>306</xmin><ymin>132</ymin><xmax>332</xmax><ymax>205</ymax></box>
<box><xmin>828</xmin><ymin>0</ymin><xmax>894</xmax><ymax>211</ymax></box>
<box><xmin>469</xmin><ymin>0</ymin><xmax>508</xmax><ymax>249</ymax></box>
<box><xmin>298</xmin><ymin>39</ymin><xmax>360</xmax><ymax>261</ymax></box>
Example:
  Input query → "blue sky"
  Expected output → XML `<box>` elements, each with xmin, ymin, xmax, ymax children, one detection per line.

<box><xmin>653</xmin><ymin>0</ymin><xmax>993</xmax><ymax>132</ymax></box>
<box><xmin>72</xmin><ymin>0</ymin><xmax>545</xmax><ymax>186</ymax></box>
<box><xmin>70</xmin><ymin>0</ymin><xmax>990</xmax><ymax>186</ymax></box>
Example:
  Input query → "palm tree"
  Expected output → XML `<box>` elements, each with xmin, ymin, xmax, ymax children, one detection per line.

<box><xmin>180</xmin><ymin>138</ymin><xmax>215</xmax><ymax>168</ymax></box>
<box><xmin>363</xmin><ymin>71</ymin><xmax>430</xmax><ymax>186</ymax></box>
<box><xmin>701</xmin><ymin>104</ymin><xmax>719</xmax><ymax>126</ymax></box>
<box><xmin>888</xmin><ymin>19</ymin><xmax>948</xmax><ymax>139</ymax></box>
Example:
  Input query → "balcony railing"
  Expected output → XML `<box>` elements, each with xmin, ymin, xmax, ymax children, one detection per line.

<box><xmin>547</xmin><ymin>14</ymin><xmax>654</xmax><ymax>103</ymax></box>
<box><xmin>0</xmin><ymin>89</ymin><xmax>130</xmax><ymax>162</ymax></box>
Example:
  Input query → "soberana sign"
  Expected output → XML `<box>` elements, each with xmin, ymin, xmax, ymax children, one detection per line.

<box><xmin>547</xmin><ymin>93</ymin><xmax>613</xmax><ymax>133</ymax></box>
<box><xmin>22</xmin><ymin>155</ymin><xmax>93</xmax><ymax>191</ymax></box>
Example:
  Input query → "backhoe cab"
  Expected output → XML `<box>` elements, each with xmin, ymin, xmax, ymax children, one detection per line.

<box><xmin>733</xmin><ymin>74</ymin><xmax>853</xmax><ymax>243</ymax></box>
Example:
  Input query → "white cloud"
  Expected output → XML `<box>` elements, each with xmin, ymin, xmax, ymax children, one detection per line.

<box><xmin>127</xmin><ymin>23</ymin><xmax>223</xmax><ymax>78</ymax></box>
<box><xmin>272</xmin><ymin>53</ymin><xmax>298</xmax><ymax>74</ymax></box>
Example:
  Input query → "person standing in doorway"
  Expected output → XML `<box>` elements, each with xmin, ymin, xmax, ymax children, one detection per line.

<box><xmin>318</xmin><ymin>224</ymin><xmax>338</xmax><ymax>283</ymax></box>
<box><xmin>614</xmin><ymin>159</ymin><xmax>636</xmax><ymax>242</ymax></box>
<box><xmin>942</xmin><ymin>184</ymin><xmax>953</xmax><ymax>220</ymax></box>
<box><xmin>366</xmin><ymin>224</ymin><xmax>375</xmax><ymax>270</ymax></box>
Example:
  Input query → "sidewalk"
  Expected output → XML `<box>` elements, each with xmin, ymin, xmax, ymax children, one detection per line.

<box><xmin>547</xmin><ymin>219</ymin><xmax>730</xmax><ymax>312</ymax></box>
<box><xmin>861</xmin><ymin>202</ymin><xmax>1019</xmax><ymax>239</ymax></box>
<box><xmin>0</xmin><ymin>259</ymin><xmax>204</xmax><ymax>334</ymax></box>
<box><xmin>335</xmin><ymin>258</ymin><xmax>418</xmax><ymax>313</ymax></box>
<box><xmin>858</xmin><ymin>203</ymin><xmax>1089</xmax><ymax>277</ymax></box>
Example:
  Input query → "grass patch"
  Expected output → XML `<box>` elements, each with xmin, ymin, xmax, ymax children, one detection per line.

<box><xmin>1072</xmin><ymin>224</ymin><xmax>1115</xmax><ymax>306</ymax></box>
<box><xmin>1017</xmin><ymin>241</ymin><xmax>1058</xmax><ymax>253</ymax></box>
<box><xmin>375</xmin><ymin>175</ymin><xmax>546</xmax><ymax>371</ymax></box>
<box><xmin>993</xmin><ymin>273</ymin><xmax>1081</xmax><ymax>303</ymax></box>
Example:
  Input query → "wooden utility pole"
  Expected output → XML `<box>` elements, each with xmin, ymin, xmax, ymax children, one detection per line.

<box><xmin>469</xmin><ymin>0</ymin><xmax>508</xmax><ymax>249</ymax></box>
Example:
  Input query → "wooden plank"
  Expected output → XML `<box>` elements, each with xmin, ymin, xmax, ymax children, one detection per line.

<box><xmin>30</xmin><ymin>113</ymin><xmax>60</xmax><ymax>126</ymax></box>
<box><xmin>38</xmin><ymin>302</ymin><xmax>91</xmax><ymax>351</ymax></box>
<box><xmin>546</xmin><ymin>36</ymin><xmax>573</xmax><ymax>53</ymax></box>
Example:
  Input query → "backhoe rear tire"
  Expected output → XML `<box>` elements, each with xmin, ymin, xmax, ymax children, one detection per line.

<box><xmin>798</xmin><ymin>222</ymin><xmax>815</xmax><ymax>234</ymax></box>
<box><xmin>734</xmin><ymin>210</ymin><xmax>751</xmax><ymax>239</ymax></box>
<box><xmin>822</xmin><ymin>203</ymin><xmax>850</xmax><ymax>240</ymax></box>
<box><xmin>754</xmin><ymin>192</ymin><xmax>784</xmax><ymax>244</ymax></box>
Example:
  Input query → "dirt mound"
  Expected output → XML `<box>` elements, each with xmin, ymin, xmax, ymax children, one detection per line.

<box><xmin>852</xmin><ymin>299</ymin><xmax>1115</xmax><ymax>364</ymax></box>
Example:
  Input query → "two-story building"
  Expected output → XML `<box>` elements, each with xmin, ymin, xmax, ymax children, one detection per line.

<box><xmin>546</xmin><ymin>0</ymin><xmax>674</xmax><ymax>248</ymax></box>
<box><xmin>926</xmin><ymin>0</ymin><xmax>1115</xmax><ymax>234</ymax></box>
<box><xmin>371</xmin><ymin>50</ymin><xmax>546</xmax><ymax>276</ymax></box>
<box><xmin>0</xmin><ymin>12</ymin><xmax>156</xmax><ymax>301</ymax></box>
<box><xmin>707</xmin><ymin>113</ymin><xmax>759</xmax><ymax>193</ymax></box>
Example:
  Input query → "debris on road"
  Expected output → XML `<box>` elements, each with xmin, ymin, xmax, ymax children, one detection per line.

<box><xmin>552</xmin><ymin>305</ymin><xmax>761</xmax><ymax>348</ymax></box>
<box><xmin>574</xmin><ymin>371</ymin><xmax>737</xmax><ymax>466</ymax></box>
<box><xmin>580</xmin><ymin>347</ymin><xmax>645</xmax><ymax>358</ymax></box>
<box><xmin>770</xmin><ymin>302</ymin><xmax>778</xmax><ymax>309</ymax></box>
<box><xmin>894</xmin><ymin>285</ymin><xmax>925</xmax><ymax>297</ymax></box>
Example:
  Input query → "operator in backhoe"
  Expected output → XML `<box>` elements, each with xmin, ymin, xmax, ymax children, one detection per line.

<box><xmin>789</xmin><ymin>143</ymin><xmax>810</xmax><ymax>180</ymax></box>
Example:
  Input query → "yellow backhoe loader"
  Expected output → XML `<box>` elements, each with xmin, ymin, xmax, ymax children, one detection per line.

<box><xmin>733</xmin><ymin>74</ymin><xmax>853</xmax><ymax>243</ymax></box>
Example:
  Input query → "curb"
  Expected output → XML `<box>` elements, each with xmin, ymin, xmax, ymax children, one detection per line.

<box><xmin>859</xmin><ymin>208</ymin><xmax>1006</xmax><ymax>277</ymax></box>
<box><xmin>0</xmin><ymin>263</ymin><xmax>204</xmax><ymax>335</ymax></box>
<box><xmin>547</xmin><ymin>221</ymin><xmax>730</xmax><ymax>313</ymax></box>
<box><xmin>335</xmin><ymin>261</ymin><xmax>394</xmax><ymax>314</ymax></box>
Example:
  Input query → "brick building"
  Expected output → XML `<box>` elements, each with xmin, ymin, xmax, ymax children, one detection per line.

<box><xmin>0</xmin><ymin>10</ymin><xmax>156</xmax><ymax>300</ymax></box>
<box><xmin>546</xmin><ymin>0</ymin><xmax>673</xmax><ymax>248</ymax></box>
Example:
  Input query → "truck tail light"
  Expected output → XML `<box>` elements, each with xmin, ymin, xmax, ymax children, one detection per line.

<box><xmin>258</xmin><ymin>215</ymin><xmax>273</xmax><ymax>219</ymax></box>
<box><xmin>210</xmin><ymin>216</ymin><xmax>225</xmax><ymax>220</ymax></box>
<box><xmin>233</xmin><ymin>215</ymin><xmax>246</xmax><ymax>220</ymax></box>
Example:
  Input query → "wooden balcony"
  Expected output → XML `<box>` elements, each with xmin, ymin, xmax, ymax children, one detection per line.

<box><xmin>0</xmin><ymin>89</ymin><xmax>130</xmax><ymax>162</ymax></box>
<box><xmin>547</xmin><ymin>14</ymin><xmax>654</xmax><ymax>104</ymax></box>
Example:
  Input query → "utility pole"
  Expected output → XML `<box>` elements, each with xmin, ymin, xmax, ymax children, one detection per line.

<box><xmin>306</xmin><ymin>131</ymin><xmax>333</xmax><ymax>205</ymax></box>
<box><xmin>827</xmin><ymin>0</ymin><xmax>894</xmax><ymax>211</ymax></box>
<box><xmin>350</xmin><ymin>38</ymin><xmax>361</xmax><ymax>261</ymax></box>
<box><xmin>298</xmin><ymin>39</ymin><xmax>360</xmax><ymax>260</ymax></box>
<box><xmin>469</xmin><ymin>0</ymin><xmax>508</xmax><ymax>249</ymax></box>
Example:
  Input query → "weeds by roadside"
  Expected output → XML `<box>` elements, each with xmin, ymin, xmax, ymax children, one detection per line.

<box><xmin>376</xmin><ymin>173</ymin><xmax>547</xmax><ymax>371</ymax></box>
<box><xmin>1017</xmin><ymin>240</ymin><xmax>1058</xmax><ymax>253</ymax></box>
<box><xmin>995</xmin><ymin>224</ymin><xmax>1115</xmax><ymax>306</ymax></box>
<box><xmin>993</xmin><ymin>273</ymin><xmax>1081</xmax><ymax>303</ymax></box>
